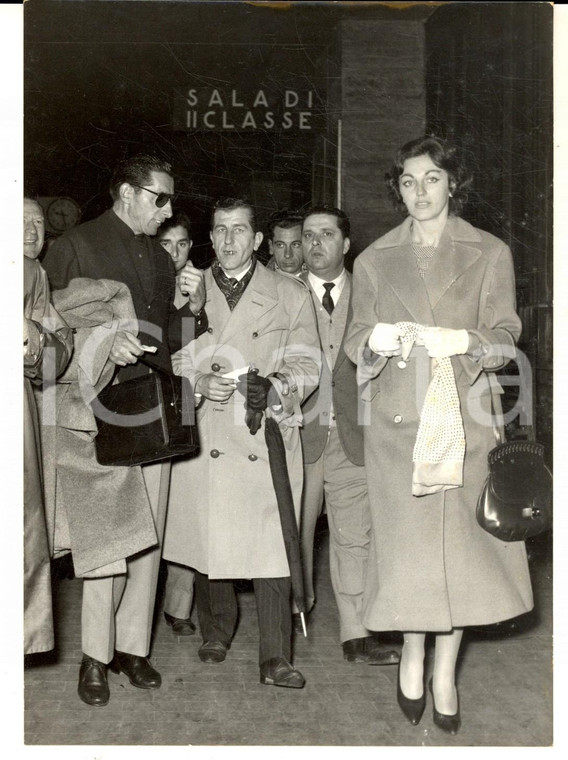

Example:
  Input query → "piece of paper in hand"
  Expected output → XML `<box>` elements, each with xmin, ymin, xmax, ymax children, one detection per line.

<box><xmin>221</xmin><ymin>366</ymin><xmax>250</xmax><ymax>380</ymax></box>
<box><xmin>140</xmin><ymin>344</ymin><xmax>158</xmax><ymax>353</ymax></box>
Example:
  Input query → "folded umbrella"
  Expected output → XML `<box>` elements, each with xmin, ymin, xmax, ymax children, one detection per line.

<box><xmin>264</xmin><ymin>416</ymin><xmax>307</xmax><ymax>637</ymax></box>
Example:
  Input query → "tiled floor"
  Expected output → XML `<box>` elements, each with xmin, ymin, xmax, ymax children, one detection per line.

<box><xmin>24</xmin><ymin>520</ymin><xmax>552</xmax><ymax>747</ymax></box>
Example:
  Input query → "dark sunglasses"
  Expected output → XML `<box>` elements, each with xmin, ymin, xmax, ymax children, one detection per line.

<box><xmin>131</xmin><ymin>184</ymin><xmax>175</xmax><ymax>208</ymax></box>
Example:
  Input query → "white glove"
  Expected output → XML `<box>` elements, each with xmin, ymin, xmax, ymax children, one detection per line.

<box><xmin>420</xmin><ymin>327</ymin><xmax>470</xmax><ymax>358</ymax></box>
<box><xmin>368</xmin><ymin>322</ymin><xmax>402</xmax><ymax>356</ymax></box>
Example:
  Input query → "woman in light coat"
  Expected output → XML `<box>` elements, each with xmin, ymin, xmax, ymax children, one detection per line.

<box><xmin>344</xmin><ymin>136</ymin><xmax>534</xmax><ymax>734</ymax></box>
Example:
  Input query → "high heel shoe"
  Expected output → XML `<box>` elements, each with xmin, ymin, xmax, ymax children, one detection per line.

<box><xmin>429</xmin><ymin>678</ymin><xmax>461</xmax><ymax>735</ymax></box>
<box><xmin>397</xmin><ymin>663</ymin><xmax>426</xmax><ymax>726</ymax></box>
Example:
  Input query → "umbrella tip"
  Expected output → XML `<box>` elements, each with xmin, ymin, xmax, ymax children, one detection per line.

<box><xmin>300</xmin><ymin>612</ymin><xmax>307</xmax><ymax>638</ymax></box>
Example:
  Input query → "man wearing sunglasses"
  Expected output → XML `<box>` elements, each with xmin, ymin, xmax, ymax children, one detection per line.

<box><xmin>42</xmin><ymin>154</ymin><xmax>208</xmax><ymax>706</ymax></box>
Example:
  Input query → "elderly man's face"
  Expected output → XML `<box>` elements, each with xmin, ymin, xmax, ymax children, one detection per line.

<box><xmin>269</xmin><ymin>225</ymin><xmax>304</xmax><ymax>274</ymax></box>
<box><xmin>24</xmin><ymin>199</ymin><xmax>45</xmax><ymax>259</ymax></box>
<box><xmin>210</xmin><ymin>207</ymin><xmax>263</xmax><ymax>277</ymax></box>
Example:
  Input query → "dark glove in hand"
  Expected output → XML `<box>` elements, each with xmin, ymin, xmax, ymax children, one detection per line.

<box><xmin>245</xmin><ymin>409</ymin><xmax>264</xmax><ymax>436</ymax></box>
<box><xmin>236</xmin><ymin>372</ymin><xmax>279</xmax><ymax>412</ymax></box>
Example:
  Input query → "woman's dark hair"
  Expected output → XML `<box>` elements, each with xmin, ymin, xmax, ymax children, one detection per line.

<box><xmin>385</xmin><ymin>136</ymin><xmax>473</xmax><ymax>217</ymax></box>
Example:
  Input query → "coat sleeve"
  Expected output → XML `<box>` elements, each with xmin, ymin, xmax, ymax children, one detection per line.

<box><xmin>167</xmin><ymin>301</ymin><xmax>209</xmax><ymax>352</ymax></box>
<box><xmin>268</xmin><ymin>286</ymin><xmax>321</xmax><ymax>423</ymax></box>
<box><xmin>24</xmin><ymin>264</ymin><xmax>73</xmax><ymax>382</ymax></box>
<box><xmin>457</xmin><ymin>240</ymin><xmax>522</xmax><ymax>385</ymax></box>
<box><xmin>41</xmin><ymin>234</ymin><xmax>81</xmax><ymax>291</ymax></box>
<box><xmin>343</xmin><ymin>253</ymin><xmax>388</xmax><ymax>388</ymax></box>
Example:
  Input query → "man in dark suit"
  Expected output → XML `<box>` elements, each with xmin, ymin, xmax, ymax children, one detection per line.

<box><xmin>42</xmin><ymin>155</ymin><xmax>207</xmax><ymax>705</ymax></box>
<box><xmin>298</xmin><ymin>205</ymin><xmax>400</xmax><ymax>665</ymax></box>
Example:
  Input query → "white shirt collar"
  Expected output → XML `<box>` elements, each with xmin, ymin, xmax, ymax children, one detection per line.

<box><xmin>308</xmin><ymin>268</ymin><xmax>346</xmax><ymax>304</ymax></box>
<box><xmin>220</xmin><ymin>259</ymin><xmax>253</xmax><ymax>282</ymax></box>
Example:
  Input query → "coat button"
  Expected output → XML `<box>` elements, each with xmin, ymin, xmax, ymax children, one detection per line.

<box><xmin>210</xmin><ymin>449</ymin><xmax>220</xmax><ymax>458</ymax></box>
<box><xmin>207</xmin><ymin>327</ymin><xmax>213</xmax><ymax>334</ymax></box>
<box><xmin>211</xmin><ymin>363</ymin><xmax>221</xmax><ymax>372</ymax></box>
<box><xmin>331</xmin><ymin>380</ymin><xmax>336</xmax><ymax>387</ymax></box>
<box><xmin>252</xmin><ymin>331</ymin><xmax>258</xmax><ymax>338</ymax></box>
<box><xmin>397</xmin><ymin>360</ymin><xmax>407</xmax><ymax>369</ymax></box>
<box><xmin>248</xmin><ymin>454</ymin><xmax>258</xmax><ymax>462</ymax></box>
<box><xmin>394</xmin><ymin>415</ymin><xmax>403</xmax><ymax>424</ymax></box>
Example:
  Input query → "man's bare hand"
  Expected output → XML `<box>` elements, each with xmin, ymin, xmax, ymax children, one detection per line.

<box><xmin>195</xmin><ymin>373</ymin><xmax>236</xmax><ymax>402</ymax></box>
<box><xmin>109</xmin><ymin>331</ymin><xmax>145</xmax><ymax>367</ymax></box>
<box><xmin>178</xmin><ymin>261</ymin><xmax>206</xmax><ymax>314</ymax></box>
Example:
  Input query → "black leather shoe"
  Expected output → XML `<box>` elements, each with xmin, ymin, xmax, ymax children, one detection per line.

<box><xmin>429</xmin><ymin>678</ymin><xmax>461</xmax><ymax>735</ymax></box>
<box><xmin>110</xmin><ymin>651</ymin><xmax>161</xmax><ymax>689</ymax></box>
<box><xmin>164</xmin><ymin>611</ymin><xmax>196</xmax><ymax>636</ymax></box>
<box><xmin>292</xmin><ymin>613</ymin><xmax>304</xmax><ymax>635</ymax></box>
<box><xmin>78</xmin><ymin>655</ymin><xmax>110</xmax><ymax>707</ymax></box>
<box><xmin>260</xmin><ymin>657</ymin><xmax>305</xmax><ymax>689</ymax></box>
<box><xmin>198</xmin><ymin>641</ymin><xmax>227</xmax><ymax>663</ymax></box>
<box><xmin>397</xmin><ymin>663</ymin><xmax>425</xmax><ymax>725</ymax></box>
<box><xmin>342</xmin><ymin>636</ymin><xmax>400</xmax><ymax>665</ymax></box>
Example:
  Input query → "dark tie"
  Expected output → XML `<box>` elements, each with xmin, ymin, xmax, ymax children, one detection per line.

<box><xmin>322</xmin><ymin>282</ymin><xmax>335</xmax><ymax>315</ymax></box>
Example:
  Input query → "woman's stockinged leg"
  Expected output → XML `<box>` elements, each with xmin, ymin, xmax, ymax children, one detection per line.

<box><xmin>399</xmin><ymin>632</ymin><xmax>426</xmax><ymax>699</ymax></box>
<box><xmin>432</xmin><ymin>628</ymin><xmax>463</xmax><ymax>714</ymax></box>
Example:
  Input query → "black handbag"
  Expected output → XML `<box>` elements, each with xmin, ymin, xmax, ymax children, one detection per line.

<box><xmin>476</xmin><ymin>392</ymin><xmax>552</xmax><ymax>542</ymax></box>
<box><xmin>91</xmin><ymin>369</ymin><xmax>200</xmax><ymax>467</ymax></box>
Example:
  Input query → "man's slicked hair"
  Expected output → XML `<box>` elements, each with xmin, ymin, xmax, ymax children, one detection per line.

<box><xmin>211</xmin><ymin>197</ymin><xmax>257</xmax><ymax>232</ymax></box>
<box><xmin>302</xmin><ymin>205</ymin><xmax>351</xmax><ymax>239</ymax></box>
<box><xmin>267</xmin><ymin>209</ymin><xmax>303</xmax><ymax>239</ymax></box>
<box><xmin>110</xmin><ymin>154</ymin><xmax>173</xmax><ymax>201</ymax></box>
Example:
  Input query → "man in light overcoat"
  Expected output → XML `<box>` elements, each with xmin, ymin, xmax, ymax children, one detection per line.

<box><xmin>163</xmin><ymin>198</ymin><xmax>321</xmax><ymax>688</ymax></box>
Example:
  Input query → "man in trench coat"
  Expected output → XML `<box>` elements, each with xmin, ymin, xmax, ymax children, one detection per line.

<box><xmin>163</xmin><ymin>198</ymin><xmax>321</xmax><ymax>688</ymax></box>
<box><xmin>42</xmin><ymin>154</ymin><xmax>208</xmax><ymax>706</ymax></box>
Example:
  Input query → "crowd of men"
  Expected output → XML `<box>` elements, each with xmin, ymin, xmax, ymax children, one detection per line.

<box><xmin>24</xmin><ymin>154</ymin><xmax>400</xmax><ymax>708</ymax></box>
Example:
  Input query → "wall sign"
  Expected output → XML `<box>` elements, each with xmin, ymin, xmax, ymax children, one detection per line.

<box><xmin>172</xmin><ymin>87</ymin><xmax>320</xmax><ymax>132</ymax></box>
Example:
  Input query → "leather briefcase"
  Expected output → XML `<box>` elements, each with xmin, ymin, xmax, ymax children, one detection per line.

<box><xmin>91</xmin><ymin>370</ymin><xmax>200</xmax><ymax>467</ymax></box>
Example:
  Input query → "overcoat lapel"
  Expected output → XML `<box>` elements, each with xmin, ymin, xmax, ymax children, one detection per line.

<box><xmin>374</xmin><ymin>215</ymin><xmax>484</xmax><ymax>325</ymax></box>
<box><xmin>380</xmin><ymin>243</ymin><xmax>435</xmax><ymax>326</ymax></box>
<box><xmin>423</xmin><ymin>224</ymin><xmax>482</xmax><ymax>310</ymax></box>
<box><xmin>204</xmin><ymin>269</ymin><xmax>232</xmax><ymax>340</ymax></box>
<box><xmin>214</xmin><ymin>264</ymin><xmax>280</xmax><ymax>346</ymax></box>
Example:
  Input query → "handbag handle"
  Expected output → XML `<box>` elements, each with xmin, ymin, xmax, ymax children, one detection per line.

<box><xmin>488</xmin><ymin>378</ymin><xmax>535</xmax><ymax>446</ymax></box>
<box><xmin>489</xmin><ymin>386</ymin><xmax>504</xmax><ymax>447</ymax></box>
